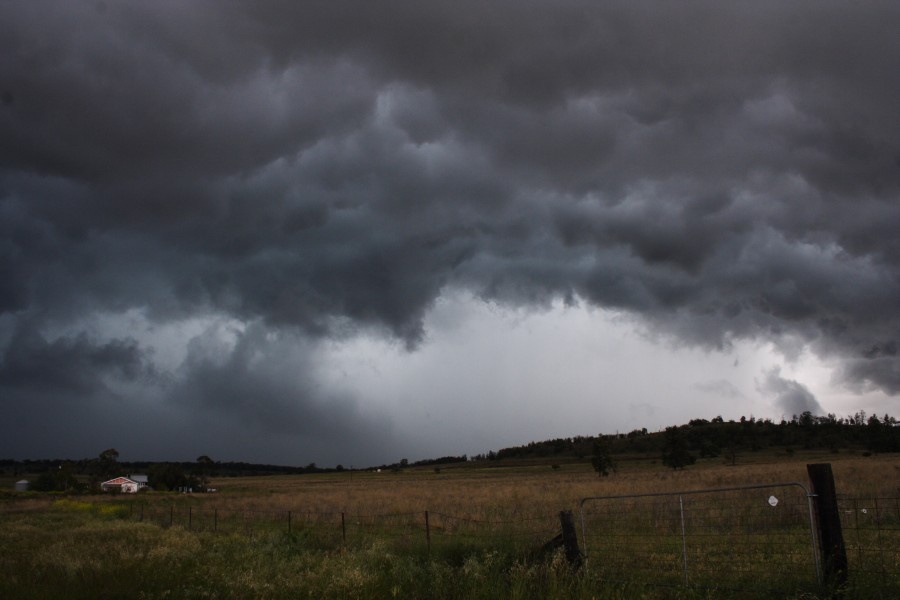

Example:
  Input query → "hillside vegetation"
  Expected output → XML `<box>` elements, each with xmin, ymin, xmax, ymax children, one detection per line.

<box><xmin>2</xmin><ymin>411</ymin><xmax>897</xmax><ymax>492</ymax></box>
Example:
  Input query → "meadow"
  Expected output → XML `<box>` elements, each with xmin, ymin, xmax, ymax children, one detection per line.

<box><xmin>1</xmin><ymin>451</ymin><xmax>898</xmax><ymax>599</ymax></box>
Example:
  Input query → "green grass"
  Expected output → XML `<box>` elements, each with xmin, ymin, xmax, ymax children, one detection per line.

<box><xmin>3</xmin><ymin>504</ymin><xmax>895</xmax><ymax>599</ymax></box>
<box><xmin>0</xmin><ymin>507</ymin><xmax>605</xmax><ymax>599</ymax></box>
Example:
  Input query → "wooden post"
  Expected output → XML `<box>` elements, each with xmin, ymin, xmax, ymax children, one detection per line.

<box><xmin>425</xmin><ymin>511</ymin><xmax>431</xmax><ymax>554</ymax></box>
<box><xmin>559</xmin><ymin>510</ymin><xmax>583</xmax><ymax>568</ymax></box>
<box><xmin>170</xmin><ymin>505</ymin><xmax>174</xmax><ymax>528</ymax></box>
<box><xmin>188</xmin><ymin>507</ymin><xmax>192</xmax><ymax>531</ymax></box>
<box><xmin>288</xmin><ymin>511</ymin><xmax>292</xmax><ymax>534</ymax></box>
<box><xmin>214</xmin><ymin>508</ymin><xmax>218</xmax><ymax>532</ymax></box>
<box><xmin>341</xmin><ymin>512</ymin><xmax>346</xmax><ymax>544</ymax></box>
<box><xmin>807</xmin><ymin>463</ymin><xmax>848</xmax><ymax>588</ymax></box>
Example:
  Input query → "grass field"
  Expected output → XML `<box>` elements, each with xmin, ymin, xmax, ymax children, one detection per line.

<box><xmin>1</xmin><ymin>451</ymin><xmax>898</xmax><ymax>599</ymax></box>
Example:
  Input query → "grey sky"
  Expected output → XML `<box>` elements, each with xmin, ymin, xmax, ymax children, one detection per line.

<box><xmin>1</xmin><ymin>1</ymin><xmax>898</xmax><ymax>465</ymax></box>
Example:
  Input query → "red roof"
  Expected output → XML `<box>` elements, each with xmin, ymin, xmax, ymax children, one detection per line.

<box><xmin>102</xmin><ymin>477</ymin><xmax>137</xmax><ymax>486</ymax></box>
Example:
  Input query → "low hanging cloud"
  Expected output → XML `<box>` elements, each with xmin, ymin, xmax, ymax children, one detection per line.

<box><xmin>1</xmin><ymin>1</ymin><xmax>899</xmax><ymax>462</ymax></box>
<box><xmin>757</xmin><ymin>367</ymin><xmax>824</xmax><ymax>418</ymax></box>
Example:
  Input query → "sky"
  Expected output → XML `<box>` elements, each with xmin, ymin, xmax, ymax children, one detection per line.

<box><xmin>1</xmin><ymin>1</ymin><xmax>898</xmax><ymax>467</ymax></box>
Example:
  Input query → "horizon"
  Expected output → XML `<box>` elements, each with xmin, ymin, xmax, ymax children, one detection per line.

<box><xmin>6</xmin><ymin>407</ymin><xmax>892</xmax><ymax>470</ymax></box>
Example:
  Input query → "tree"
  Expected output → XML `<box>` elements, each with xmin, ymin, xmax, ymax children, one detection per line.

<box><xmin>149</xmin><ymin>463</ymin><xmax>189</xmax><ymax>491</ymax></box>
<box><xmin>32</xmin><ymin>471</ymin><xmax>60</xmax><ymax>492</ymax></box>
<box><xmin>724</xmin><ymin>441</ymin><xmax>738</xmax><ymax>466</ymax></box>
<box><xmin>661</xmin><ymin>427</ymin><xmax>696</xmax><ymax>470</ymax></box>
<box><xmin>57</xmin><ymin>461</ymin><xmax>78</xmax><ymax>491</ymax></box>
<box><xmin>91</xmin><ymin>448</ymin><xmax>120</xmax><ymax>484</ymax></box>
<box><xmin>32</xmin><ymin>466</ymin><xmax>77</xmax><ymax>492</ymax></box>
<box><xmin>798</xmin><ymin>411</ymin><xmax>815</xmax><ymax>428</ymax></box>
<box><xmin>866</xmin><ymin>414</ymin><xmax>899</xmax><ymax>453</ymax></box>
<box><xmin>591</xmin><ymin>437</ymin><xmax>616</xmax><ymax>477</ymax></box>
<box><xmin>195</xmin><ymin>455</ymin><xmax>214</xmax><ymax>487</ymax></box>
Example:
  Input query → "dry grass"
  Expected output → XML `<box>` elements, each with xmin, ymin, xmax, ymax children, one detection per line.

<box><xmin>2</xmin><ymin>452</ymin><xmax>897</xmax><ymax>599</ymax></box>
<box><xmin>183</xmin><ymin>453</ymin><xmax>900</xmax><ymax>519</ymax></box>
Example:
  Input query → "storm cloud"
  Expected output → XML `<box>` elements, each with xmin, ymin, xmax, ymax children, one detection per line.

<box><xmin>758</xmin><ymin>367</ymin><xmax>824</xmax><ymax>419</ymax></box>
<box><xmin>2</xmin><ymin>1</ymin><xmax>899</xmax><ymax>464</ymax></box>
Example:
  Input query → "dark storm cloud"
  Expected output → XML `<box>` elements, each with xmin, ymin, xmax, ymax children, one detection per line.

<box><xmin>0</xmin><ymin>319</ymin><xmax>163</xmax><ymax>460</ymax></box>
<box><xmin>2</xmin><ymin>1</ymin><xmax>900</xmax><ymax>460</ymax></box>
<box><xmin>0</xmin><ymin>321</ymin><xmax>148</xmax><ymax>393</ymax></box>
<box><xmin>173</xmin><ymin>322</ymin><xmax>377</xmax><ymax>439</ymax></box>
<box><xmin>163</xmin><ymin>322</ymin><xmax>399</xmax><ymax>464</ymax></box>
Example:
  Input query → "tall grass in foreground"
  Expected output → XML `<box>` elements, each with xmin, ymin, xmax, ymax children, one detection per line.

<box><xmin>2</xmin><ymin>455</ymin><xmax>896</xmax><ymax>599</ymax></box>
<box><xmin>1</xmin><ymin>505</ymin><xmax>894</xmax><ymax>599</ymax></box>
<box><xmin>0</xmin><ymin>507</ymin><xmax>655</xmax><ymax>599</ymax></box>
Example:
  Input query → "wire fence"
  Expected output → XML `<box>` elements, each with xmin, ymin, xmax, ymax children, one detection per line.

<box><xmin>838</xmin><ymin>495</ymin><xmax>900</xmax><ymax>590</ymax></box>
<box><xmin>117</xmin><ymin>486</ymin><xmax>900</xmax><ymax>595</ymax></box>
<box><xmin>126</xmin><ymin>502</ymin><xmax>560</xmax><ymax>556</ymax></box>
<box><xmin>579</xmin><ymin>483</ymin><xmax>821</xmax><ymax>595</ymax></box>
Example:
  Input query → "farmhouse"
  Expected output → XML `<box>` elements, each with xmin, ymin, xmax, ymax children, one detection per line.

<box><xmin>100</xmin><ymin>474</ymin><xmax>148</xmax><ymax>494</ymax></box>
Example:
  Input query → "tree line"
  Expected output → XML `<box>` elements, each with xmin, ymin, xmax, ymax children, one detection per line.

<box><xmin>471</xmin><ymin>410</ymin><xmax>899</xmax><ymax>475</ymax></box>
<box><xmin>1</xmin><ymin>449</ymin><xmax>344</xmax><ymax>493</ymax></box>
<box><xmin>0</xmin><ymin>449</ymin><xmax>213</xmax><ymax>493</ymax></box>
<box><xmin>5</xmin><ymin>411</ymin><xmax>897</xmax><ymax>489</ymax></box>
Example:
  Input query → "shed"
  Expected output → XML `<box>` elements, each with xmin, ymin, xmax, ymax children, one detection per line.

<box><xmin>100</xmin><ymin>476</ymin><xmax>147</xmax><ymax>494</ymax></box>
<box><xmin>129</xmin><ymin>474</ymin><xmax>149</xmax><ymax>486</ymax></box>
<box><xmin>15</xmin><ymin>480</ymin><xmax>29</xmax><ymax>492</ymax></box>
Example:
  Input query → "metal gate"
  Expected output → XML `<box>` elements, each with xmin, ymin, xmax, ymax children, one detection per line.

<box><xmin>579</xmin><ymin>483</ymin><xmax>820</xmax><ymax>593</ymax></box>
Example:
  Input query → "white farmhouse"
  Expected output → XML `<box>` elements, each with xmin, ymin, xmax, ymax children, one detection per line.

<box><xmin>100</xmin><ymin>475</ymin><xmax>148</xmax><ymax>494</ymax></box>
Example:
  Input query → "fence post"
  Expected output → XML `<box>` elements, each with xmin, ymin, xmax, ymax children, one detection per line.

<box><xmin>425</xmin><ymin>511</ymin><xmax>431</xmax><ymax>554</ymax></box>
<box><xmin>140</xmin><ymin>502</ymin><xmax>144</xmax><ymax>522</ymax></box>
<box><xmin>559</xmin><ymin>510</ymin><xmax>583</xmax><ymax>568</ymax></box>
<box><xmin>170</xmin><ymin>505</ymin><xmax>174</xmax><ymax>528</ymax></box>
<box><xmin>188</xmin><ymin>507</ymin><xmax>192</xmax><ymax>531</ymax></box>
<box><xmin>341</xmin><ymin>512</ymin><xmax>346</xmax><ymax>544</ymax></box>
<box><xmin>288</xmin><ymin>511</ymin><xmax>291</xmax><ymax>534</ymax></box>
<box><xmin>678</xmin><ymin>496</ymin><xmax>688</xmax><ymax>584</ymax></box>
<box><xmin>807</xmin><ymin>463</ymin><xmax>848</xmax><ymax>588</ymax></box>
<box><xmin>214</xmin><ymin>508</ymin><xmax>218</xmax><ymax>532</ymax></box>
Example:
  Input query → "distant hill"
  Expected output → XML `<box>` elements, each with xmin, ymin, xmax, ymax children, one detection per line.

<box><xmin>469</xmin><ymin>411</ymin><xmax>899</xmax><ymax>466</ymax></box>
<box><xmin>3</xmin><ymin>411</ymin><xmax>897</xmax><ymax>487</ymax></box>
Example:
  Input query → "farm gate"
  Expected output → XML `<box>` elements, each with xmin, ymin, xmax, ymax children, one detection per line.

<box><xmin>579</xmin><ymin>483</ymin><xmax>820</xmax><ymax>594</ymax></box>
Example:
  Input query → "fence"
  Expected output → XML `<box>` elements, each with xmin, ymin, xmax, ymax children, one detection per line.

<box><xmin>116</xmin><ymin>465</ymin><xmax>899</xmax><ymax>596</ymax></box>
<box><xmin>578</xmin><ymin>482</ymin><xmax>820</xmax><ymax>594</ymax></box>
<box><xmin>838</xmin><ymin>494</ymin><xmax>900</xmax><ymax>592</ymax></box>
<box><xmin>127</xmin><ymin>502</ymin><xmax>560</xmax><ymax>556</ymax></box>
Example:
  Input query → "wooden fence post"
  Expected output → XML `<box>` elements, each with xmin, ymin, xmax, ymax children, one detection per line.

<box><xmin>807</xmin><ymin>463</ymin><xmax>848</xmax><ymax>588</ymax></box>
<box><xmin>287</xmin><ymin>511</ymin><xmax>291</xmax><ymax>534</ymax></box>
<box><xmin>559</xmin><ymin>510</ymin><xmax>583</xmax><ymax>568</ymax></box>
<box><xmin>425</xmin><ymin>511</ymin><xmax>431</xmax><ymax>554</ymax></box>
<box><xmin>341</xmin><ymin>512</ymin><xmax>346</xmax><ymax>544</ymax></box>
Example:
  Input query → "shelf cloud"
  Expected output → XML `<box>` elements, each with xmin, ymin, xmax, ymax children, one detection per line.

<box><xmin>2</xmin><ymin>1</ymin><xmax>898</xmax><ymax>464</ymax></box>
